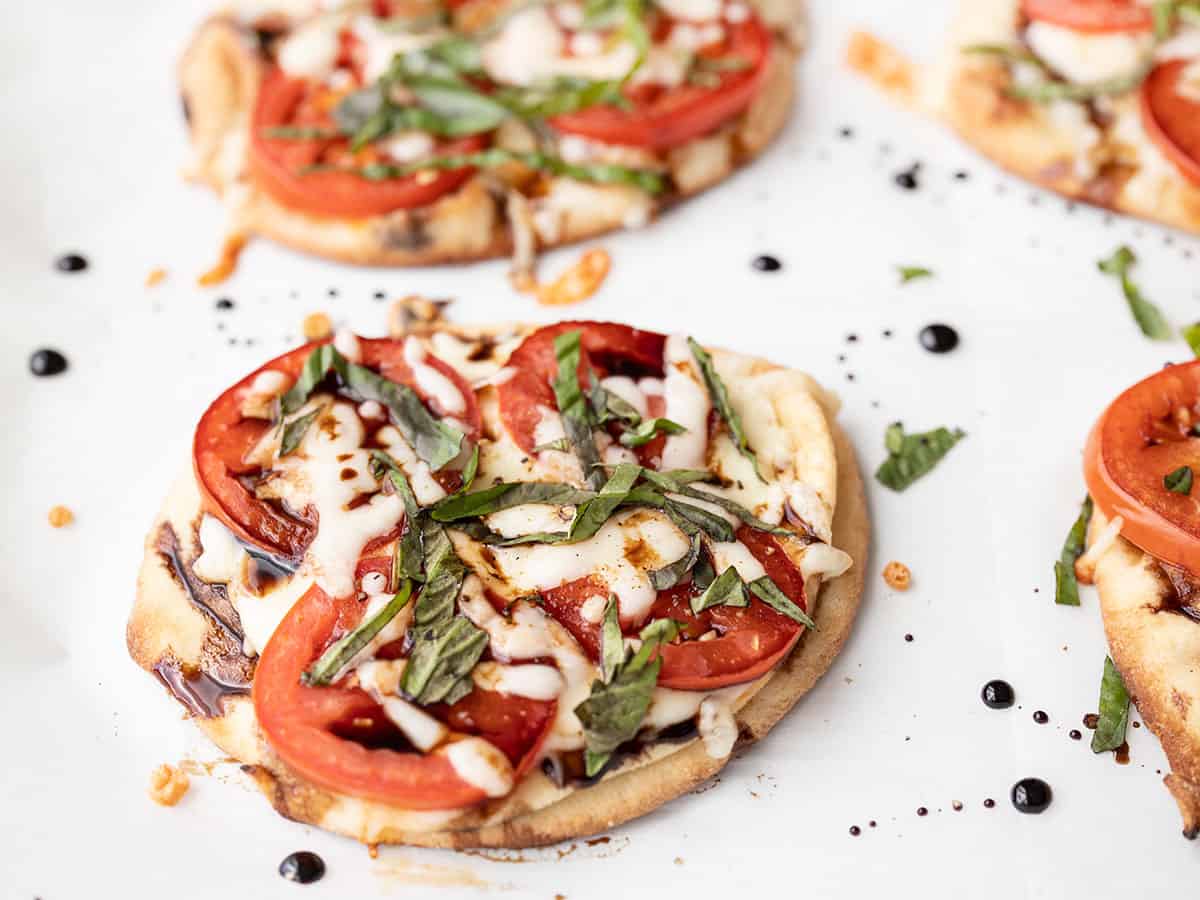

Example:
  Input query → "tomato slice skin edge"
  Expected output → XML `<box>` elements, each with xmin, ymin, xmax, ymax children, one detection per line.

<box><xmin>1139</xmin><ymin>60</ymin><xmax>1200</xmax><ymax>190</ymax></box>
<box><xmin>1020</xmin><ymin>0</ymin><xmax>1154</xmax><ymax>33</ymax></box>
<box><xmin>1083</xmin><ymin>360</ymin><xmax>1200</xmax><ymax>577</ymax></box>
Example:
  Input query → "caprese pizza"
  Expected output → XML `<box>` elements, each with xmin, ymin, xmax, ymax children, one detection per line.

<box><xmin>848</xmin><ymin>0</ymin><xmax>1200</xmax><ymax>234</ymax></box>
<box><xmin>1076</xmin><ymin>359</ymin><xmax>1200</xmax><ymax>836</ymax></box>
<box><xmin>181</xmin><ymin>0</ymin><xmax>805</xmax><ymax>267</ymax></box>
<box><xmin>126</xmin><ymin>316</ymin><xmax>866</xmax><ymax>847</ymax></box>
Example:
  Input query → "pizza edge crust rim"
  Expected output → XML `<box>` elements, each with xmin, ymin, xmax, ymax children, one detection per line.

<box><xmin>179</xmin><ymin>14</ymin><xmax>799</xmax><ymax>267</ymax></box>
<box><xmin>1089</xmin><ymin>508</ymin><xmax>1200</xmax><ymax>838</ymax></box>
<box><xmin>125</xmin><ymin>329</ymin><xmax>868</xmax><ymax>849</ymax></box>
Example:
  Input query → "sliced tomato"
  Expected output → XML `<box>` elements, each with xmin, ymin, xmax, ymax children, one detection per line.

<box><xmin>532</xmin><ymin>526</ymin><xmax>810</xmax><ymax>690</ymax></box>
<box><xmin>1020</xmin><ymin>0</ymin><xmax>1154</xmax><ymax>32</ymax></box>
<box><xmin>254</xmin><ymin>583</ymin><xmax>556</xmax><ymax>809</ymax></box>
<box><xmin>1140</xmin><ymin>59</ymin><xmax>1200</xmax><ymax>189</ymax></box>
<box><xmin>496</xmin><ymin>321</ymin><xmax>666</xmax><ymax>453</ymax></box>
<box><xmin>550</xmin><ymin>16</ymin><xmax>772</xmax><ymax>150</ymax></box>
<box><xmin>248</xmin><ymin>68</ymin><xmax>486</xmax><ymax>219</ymax></box>
<box><xmin>1084</xmin><ymin>360</ymin><xmax>1200</xmax><ymax>577</ymax></box>
<box><xmin>194</xmin><ymin>336</ymin><xmax>479</xmax><ymax>558</ymax></box>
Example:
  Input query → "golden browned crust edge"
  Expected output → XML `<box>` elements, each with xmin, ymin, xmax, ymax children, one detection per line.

<box><xmin>127</xmin><ymin>329</ymin><xmax>868</xmax><ymax>848</ymax></box>
<box><xmin>179</xmin><ymin>16</ymin><xmax>798</xmax><ymax>267</ymax></box>
<box><xmin>1089</xmin><ymin>509</ymin><xmax>1200</xmax><ymax>838</ymax></box>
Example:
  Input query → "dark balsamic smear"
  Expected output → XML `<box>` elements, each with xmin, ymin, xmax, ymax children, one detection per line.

<box><xmin>1083</xmin><ymin>713</ymin><xmax>1100</xmax><ymax>729</ymax></box>
<box><xmin>1011</xmin><ymin>778</ymin><xmax>1052</xmax><ymax>814</ymax></box>
<box><xmin>29</xmin><ymin>349</ymin><xmax>68</xmax><ymax>377</ymax></box>
<box><xmin>751</xmin><ymin>255</ymin><xmax>782</xmax><ymax>273</ymax></box>
<box><xmin>1033</xmin><ymin>710</ymin><xmax>1049</xmax><ymax>725</ymax></box>
<box><xmin>1115</xmin><ymin>742</ymin><xmax>1131</xmax><ymax>765</ymax></box>
<box><xmin>153</xmin><ymin>662</ymin><xmax>248</xmax><ymax>719</ymax></box>
<box><xmin>1069</xmin><ymin>729</ymin><xmax>1083</xmax><ymax>741</ymax></box>
<box><xmin>279</xmin><ymin>852</ymin><xmax>326</xmax><ymax>884</ymax></box>
<box><xmin>916</xmin><ymin>807</ymin><xmax>928</xmax><ymax>817</ymax></box>
<box><xmin>215</xmin><ymin>297</ymin><xmax>236</xmax><ymax>311</ymax></box>
<box><xmin>893</xmin><ymin>163</ymin><xmax>922</xmax><ymax>191</ymax></box>
<box><xmin>868</xmin><ymin>820</ymin><xmax>877</xmax><ymax>828</ymax></box>
<box><xmin>882</xmin><ymin>329</ymin><xmax>893</xmax><ymax>339</ymax></box>
<box><xmin>849</xmin><ymin>825</ymin><xmax>861</xmax><ymax>836</ymax></box>
<box><xmin>983</xmin><ymin>798</ymin><xmax>996</xmax><ymax>809</ymax></box>
<box><xmin>919</xmin><ymin>324</ymin><xmax>959</xmax><ymax>354</ymax></box>
<box><xmin>904</xmin><ymin>633</ymin><xmax>914</xmax><ymax>643</ymax></box>
<box><xmin>55</xmin><ymin>253</ymin><xmax>88</xmax><ymax>273</ymax></box>
<box><xmin>982</xmin><ymin>680</ymin><xmax>1015</xmax><ymax>709</ymax></box>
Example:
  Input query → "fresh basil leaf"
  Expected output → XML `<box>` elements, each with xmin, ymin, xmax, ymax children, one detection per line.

<box><xmin>532</xmin><ymin>438</ymin><xmax>572</xmax><ymax>453</ymax></box>
<box><xmin>692</xmin><ymin>555</ymin><xmax>715</xmax><ymax>592</ymax></box>
<box><xmin>315</xmin><ymin>148</ymin><xmax>666</xmax><ymax>194</ymax></box>
<box><xmin>1154</xmin><ymin>0</ymin><xmax>1177</xmax><ymax>38</ymax></box>
<box><xmin>431</xmin><ymin>481</ymin><xmax>595</xmax><ymax>521</ymax></box>
<box><xmin>664</xmin><ymin>497</ymin><xmax>736</xmax><ymax>543</ymax></box>
<box><xmin>749</xmin><ymin>576</ymin><xmax>816</xmax><ymax>629</ymax></box>
<box><xmin>897</xmin><ymin>265</ymin><xmax>933</xmax><ymax>284</ymax></box>
<box><xmin>1098</xmin><ymin>245</ymin><xmax>1172</xmax><ymax>340</ymax></box>
<box><xmin>262</xmin><ymin>125</ymin><xmax>341</xmax><ymax>140</ymax></box>
<box><xmin>554</xmin><ymin>330</ymin><xmax>605</xmax><ymax>491</ymax></box>
<box><xmin>302</xmin><ymin>582</ymin><xmax>414</xmax><ymax>686</ymax></box>
<box><xmin>1054</xmin><ymin>496</ymin><xmax>1093</xmax><ymax>607</ymax></box>
<box><xmin>411</xmin><ymin>520</ymin><xmax>465</xmax><ymax>627</ymax></box>
<box><xmin>590</xmin><ymin>384</ymin><xmax>642</xmax><ymax>426</ymax></box>
<box><xmin>1091</xmin><ymin>655</ymin><xmax>1131</xmax><ymax>753</ymax></box>
<box><xmin>619</xmin><ymin>417</ymin><xmax>687</xmax><ymax>447</ymax></box>
<box><xmin>460</xmin><ymin>445</ymin><xmax>480</xmax><ymax>493</ymax></box>
<box><xmin>494</xmin><ymin>76</ymin><xmax>627</xmax><ymax>119</ymax></box>
<box><xmin>569</xmin><ymin>463</ymin><xmax>642</xmax><ymax>538</ymax></box>
<box><xmin>691</xmin><ymin>565</ymin><xmax>747</xmax><ymax>614</ymax></box>
<box><xmin>280</xmin><ymin>344</ymin><xmax>339</xmax><ymax>415</ymax></box>
<box><xmin>962</xmin><ymin>43</ymin><xmax>1045</xmax><ymax>67</ymax></box>
<box><xmin>1008</xmin><ymin>63</ymin><xmax>1152</xmax><ymax>103</ymax></box>
<box><xmin>574</xmin><ymin>611</ymin><xmax>678</xmax><ymax>776</ymax></box>
<box><xmin>687</xmin><ymin>336</ymin><xmax>764</xmax><ymax>481</ymax></box>
<box><xmin>279</xmin><ymin>407</ymin><xmax>321</xmax><ymax>457</ymax></box>
<box><xmin>649</xmin><ymin>533</ymin><xmax>702</xmax><ymax>590</ymax></box>
<box><xmin>371</xmin><ymin>451</ymin><xmax>426</xmax><ymax>584</ymax></box>
<box><xmin>875</xmin><ymin>423</ymin><xmax>965</xmax><ymax>492</ymax></box>
<box><xmin>599</xmin><ymin>595</ymin><xmax>624</xmax><ymax>683</ymax></box>
<box><xmin>410</xmin><ymin>80</ymin><xmax>510</xmax><ymax>133</ymax></box>
<box><xmin>638</xmin><ymin>469</ymin><xmax>788</xmax><ymax>535</ymax></box>
<box><xmin>1165</xmin><ymin>465</ymin><xmax>1194</xmax><ymax>495</ymax></box>
<box><xmin>635</xmin><ymin>468</ymin><xmax>715</xmax><ymax>489</ymax></box>
<box><xmin>1183</xmin><ymin>322</ymin><xmax>1200</xmax><ymax>357</ymax></box>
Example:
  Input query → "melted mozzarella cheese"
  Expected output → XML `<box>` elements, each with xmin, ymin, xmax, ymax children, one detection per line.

<box><xmin>486</xmin><ymin>504</ymin><xmax>575</xmax><ymax>538</ymax></box>
<box><xmin>1180</xmin><ymin>59</ymin><xmax>1200</xmax><ymax>103</ymax></box>
<box><xmin>1076</xmin><ymin>515</ymin><xmax>1125</xmax><ymax>583</ymax></box>
<box><xmin>1025</xmin><ymin>21</ymin><xmax>1152</xmax><ymax>85</ymax></box>
<box><xmin>580</xmin><ymin>594</ymin><xmax>607</xmax><ymax>623</ymax></box>
<box><xmin>599</xmin><ymin>375</ymin><xmax>650</xmax><ymax>418</ymax></box>
<box><xmin>486</xmin><ymin>510</ymin><xmax>691</xmax><ymax>625</ymax></box>
<box><xmin>482</xmin><ymin>6</ymin><xmax>638</xmax><ymax>85</ymax></box>
<box><xmin>383</xmin><ymin>131</ymin><xmax>436</xmax><ymax>164</ymax></box>
<box><xmin>1156</xmin><ymin>27</ymin><xmax>1200</xmax><ymax>62</ymax></box>
<box><xmin>698</xmin><ymin>695</ymin><xmax>738</xmax><ymax>758</ymax></box>
<box><xmin>657</xmin><ymin>0</ymin><xmax>722</xmax><ymax>21</ymax></box>
<box><xmin>472</xmin><ymin>662</ymin><xmax>565</xmax><ymax>701</ymax></box>
<box><xmin>351</xmin><ymin>15</ymin><xmax>444</xmax><ymax>83</ymax></box>
<box><xmin>236</xmin><ymin>572</ymin><xmax>316</xmax><ymax>657</ymax></box>
<box><xmin>277</xmin><ymin>15</ymin><xmax>345</xmax><ymax>79</ymax></box>
<box><xmin>382</xmin><ymin>696</ymin><xmax>448</xmax><ymax>752</ymax></box>
<box><xmin>333</xmin><ymin>328</ymin><xmax>362</xmax><ymax>363</ymax></box>
<box><xmin>660</xmin><ymin>335</ymin><xmax>711</xmax><ymax>470</ymax></box>
<box><xmin>376</xmin><ymin>425</ymin><xmax>448</xmax><ymax>506</ymax></box>
<box><xmin>194</xmin><ymin>514</ymin><xmax>244</xmax><ymax>582</ymax></box>
<box><xmin>404</xmin><ymin>339</ymin><xmax>466</xmax><ymax>415</ymax></box>
<box><xmin>708</xmin><ymin>539</ymin><xmax>767</xmax><ymax>582</ymax></box>
<box><xmin>444</xmin><ymin>737</ymin><xmax>515</xmax><ymax>797</ymax></box>
<box><xmin>797</xmin><ymin>543</ymin><xmax>853</xmax><ymax>582</ymax></box>
<box><xmin>270</xmin><ymin>402</ymin><xmax>404</xmax><ymax>598</ymax></box>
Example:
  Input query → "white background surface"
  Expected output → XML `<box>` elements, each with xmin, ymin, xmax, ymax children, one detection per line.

<box><xmin>4</xmin><ymin>0</ymin><xmax>1200</xmax><ymax>896</ymax></box>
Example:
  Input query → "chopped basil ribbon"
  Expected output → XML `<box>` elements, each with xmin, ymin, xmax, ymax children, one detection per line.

<box><xmin>278</xmin><ymin>344</ymin><xmax>465</xmax><ymax>471</ymax></box>
<box><xmin>1183</xmin><ymin>322</ymin><xmax>1200</xmax><ymax>357</ymax></box>
<box><xmin>575</xmin><ymin>615</ymin><xmax>682</xmax><ymax>777</ymax></box>
<box><xmin>749</xmin><ymin>576</ymin><xmax>816</xmax><ymax>629</ymax></box>
<box><xmin>301</xmin><ymin>582</ymin><xmax>414</xmax><ymax>686</ymax></box>
<box><xmin>310</xmin><ymin>149</ymin><xmax>665</xmax><ymax>194</ymax></box>
<box><xmin>619</xmin><ymin>418</ymin><xmax>687</xmax><ymax>447</ymax></box>
<box><xmin>370</xmin><ymin>451</ymin><xmax>425</xmax><ymax>584</ymax></box>
<box><xmin>1091</xmin><ymin>656</ymin><xmax>1131</xmax><ymax>754</ymax></box>
<box><xmin>431</xmin><ymin>481</ymin><xmax>596</xmax><ymax>522</ymax></box>
<box><xmin>568</xmin><ymin>463</ymin><xmax>643</xmax><ymax>539</ymax></box>
<box><xmin>400</xmin><ymin>520</ymin><xmax>488</xmax><ymax>705</ymax></box>
<box><xmin>599</xmin><ymin>596</ymin><xmax>624</xmax><ymax>683</ymax></box>
<box><xmin>1098</xmin><ymin>245</ymin><xmax>1172</xmax><ymax>340</ymax></box>
<box><xmin>1054</xmin><ymin>496</ymin><xmax>1093</xmax><ymax>607</ymax></box>
<box><xmin>875</xmin><ymin>422</ymin><xmax>965</xmax><ymax>492</ymax></box>
<box><xmin>460</xmin><ymin>445</ymin><xmax>480</xmax><ymax>493</ymax></box>
<box><xmin>691</xmin><ymin>565</ymin><xmax>748</xmax><ymax>614</ymax></box>
<box><xmin>961</xmin><ymin>43</ymin><xmax>1045</xmax><ymax>68</ymax></box>
<box><xmin>262</xmin><ymin>125</ymin><xmax>340</xmax><ymax>140</ymax></box>
<box><xmin>640</xmin><ymin>469</ymin><xmax>791</xmax><ymax>536</ymax></box>
<box><xmin>554</xmin><ymin>330</ymin><xmax>606</xmax><ymax>491</ymax></box>
<box><xmin>1165</xmin><ymin>465</ymin><xmax>1194</xmax><ymax>495</ymax></box>
<box><xmin>649</xmin><ymin>533</ymin><xmax>702</xmax><ymax>590</ymax></box>
<box><xmin>532</xmin><ymin>437</ymin><xmax>572</xmax><ymax>453</ymax></box>
<box><xmin>663</xmin><ymin>497</ymin><xmax>736</xmax><ymax>543</ymax></box>
<box><xmin>279</xmin><ymin>407</ymin><xmax>321</xmax><ymax>457</ymax></box>
<box><xmin>687</xmin><ymin>337</ymin><xmax>765</xmax><ymax>482</ymax></box>
<box><xmin>1153</xmin><ymin>1</ymin><xmax>1200</xmax><ymax>38</ymax></box>
<box><xmin>897</xmin><ymin>265</ymin><xmax>933</xmax><ymax>284</ymax></box>
<box><xmin>590</xmin><ymin>384</ymin><xmax>643</xmax><ymax>426</ymax></box>
<box><xmin>963</xmin><ymin>42</ymin><xmax>1153</xmax><ymax>102</ymax></box>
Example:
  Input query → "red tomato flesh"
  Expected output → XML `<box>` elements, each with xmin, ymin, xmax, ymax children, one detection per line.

<box><xmin>1020</xmin><ymin>0</ymin><xmax>1154</xmax><ymax>32</ymax></box>
<box><xmin>1139</xmin><ymin>59</ymin><xmax>1200</xmax><ymax>189</ymax></box>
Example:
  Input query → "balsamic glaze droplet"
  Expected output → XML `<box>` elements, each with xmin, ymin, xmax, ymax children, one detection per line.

<box><xmin>215</xmin><ymin>297</ymin><xmax>235</xmax><ymax>311</ymax></box>
<box><xmin>904</xmin><ymin>633</ymin><xmax>914</xmax><ymax>643</ymax></box>
<box><xmin>983</xmin><ymin>798</ymin><xmax>996</xmax><ymax>809</ymax></box>
<box><xmin>981</xmin><ymin>680</ymin><xmax>1015</xmax><ymax>709</ymax></box>
<box><xmin>1069</xmin><ymin>729</ymin><xmax>1082</xmax><ymax>740</ymax></box>
<box><xmin>919</xmin><ymin>324</ymin><xmax>959</xmax><ymax>354</ymax></box>
<box><xmin>916</xmin><ymin>807</ymin><xmax>928</xmax><ymax>817</ymax></box>
<box><xmin>849</xmin><ymin>825</ymin><xmax>861</xmax><ymax>836</ymax></box>
<box><xmin>954</xmin><ymin>170</ymin><xmax>970</xmax><ymax>181</ymax></box>
<box><xmin>54</xmin><ymin>253</ymin><xmax>88</xmax><ymax>273</ymax></box>
<box><xmin>1033</xmin><ymin>710</ymin><xmax>1049</xmax><ymax>724</ymax></box>
<box><xmin>29</xmin><ymin>349</ymin><xmax>68</xmax><ymax>377</ymax></box>
<box><xmin>279</xmin><ymin>851</ymin><xmax>325</xmax><ymax>884</ymax></box>
<box><xmin>894</xmin><ymin>163</ymin><xmax>921</xmax><ymax>190</ymax></box>
<box><xmin>839</xmin><ymin>126</ymin><xmax>855</xmax><ymax>139</ymax></box>
<box><xmin>751</xmin><ymin>254</ymin><xmax>782</xmax><ymax>273</ymax></box>
<box><xmin>868</xmin><ymin>820</ymin><xmax>877</xmax><ymax>828</ymax></box>
<box><xmin>1011</xmin><ymin>778</ymin><xmax>1052</xmax><ymax>814</ymax></box>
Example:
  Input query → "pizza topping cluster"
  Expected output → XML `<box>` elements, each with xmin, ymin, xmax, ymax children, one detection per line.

<box><xmin>962</xmin><ymin>0</ymin><xmax>1200</xmax><ymax>191</ymax></box>
<box><xmin>187</xmin><ymin>322</ymin><xmax>850</xmax><ymax>806</ymax></box>
<box><xmin>233</xmin><ymin>0</ymin><xmax>781</xmax><ymax>221</ymax></box>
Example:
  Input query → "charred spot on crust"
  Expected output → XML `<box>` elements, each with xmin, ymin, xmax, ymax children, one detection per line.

<box><xmin>1156</xmin><ymin>561</ymin><xmax>1200</xmax><ymax>620</ymax></box>
<box><xmin>379</xmin><ymin>213</ymin><xmax>433</xmax><ymax>252</ymax></box>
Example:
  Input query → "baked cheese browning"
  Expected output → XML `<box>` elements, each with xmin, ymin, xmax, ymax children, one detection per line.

<box><xmin>158</xmin><ymin>320</ymin><xmax>853</xmax><ymax>819</ymax></box>
<box><xmin>181</xmin><ymin>0</ymin><xmax>802</xmax><ymax>266</ymax></box>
